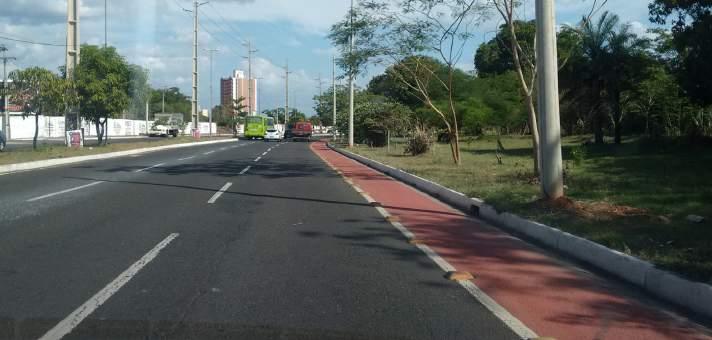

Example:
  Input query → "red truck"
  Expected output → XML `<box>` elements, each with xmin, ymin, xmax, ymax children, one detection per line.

<box><xmin>289</xmin><ymin>121</ymin><xmax>313</xmax><ymax>142</ymax></box>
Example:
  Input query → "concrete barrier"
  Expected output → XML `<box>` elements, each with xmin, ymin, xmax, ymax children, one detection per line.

<box><xmin>328</xmin><ymin>143</ymin><xmax>712</xmax><ymax>319</ymax></box>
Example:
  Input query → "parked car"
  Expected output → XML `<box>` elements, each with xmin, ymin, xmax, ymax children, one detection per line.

<box><xmin>149</xmin><ymin>124</ymin><xmax>179</xmax><ymax>137</ymax></box>
<box><xmin>264</xmin><ymin>128</ymin><xmax>282</xmax><ymax>141</ymax></box>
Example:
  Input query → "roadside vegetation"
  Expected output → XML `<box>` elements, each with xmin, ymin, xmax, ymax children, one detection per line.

<box><xmin>349</xmin><ymin>136</ymin><xmax>712</xmax><ymax>282</ymax></box>
<box><xmin>322</xmin><ymin>0</ymin><xmax>712</xmax><ymax>282</ymax></box>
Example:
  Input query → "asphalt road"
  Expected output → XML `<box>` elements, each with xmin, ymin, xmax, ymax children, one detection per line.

<box><xmin>0</xmin><ymin>140</ymin><xmax>519</xmax><ymax>340</ymax></box>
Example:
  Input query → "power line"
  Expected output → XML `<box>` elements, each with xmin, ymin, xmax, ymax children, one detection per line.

<box><xmin>0</xmin><ymin>34</ymin><xmax>66</xmax><ymax>47</ymax></box>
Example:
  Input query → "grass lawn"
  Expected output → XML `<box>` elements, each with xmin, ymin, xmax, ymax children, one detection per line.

<box><xmin>0</xmin><ymin>136</ymin><xmax>232</xmax><ymax>166</ymax></box>
<box><xmin>346</xmin><ymin>135</ymin><xmax>712</xmax><ymax>283</ymax></box>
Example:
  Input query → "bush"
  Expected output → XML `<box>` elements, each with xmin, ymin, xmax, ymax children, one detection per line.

<box><xmin>571</xmin><ymin>144</ymin><xmax>587</xmax><ymax>166</ymax></box>
<box><xmin>404</xmin><ymin>130</ymin><xmax>433</xmax><ymax>156</ymax></box>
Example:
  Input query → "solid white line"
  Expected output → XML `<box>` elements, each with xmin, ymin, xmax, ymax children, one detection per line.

<box><xmin>254</xmin><ymin>156</ymin><xmax>261</xmax><ymax>162</ymax></box>
<box><xmin>134</xmin><ymin>163</ymin><xmax>165</xmax><ymax>173</ymax></box>
<box><xmin>27</xmin><ymin>181</ymin><xmax>104</xmax><ymax>202</ymax></box>
<box><xmin>178</xmin><ymin>156</ymin><xmax>195</xmax><ymax>161</ymax></box>
<box><xmin>203</xmin><ymin>151</ymin><xmax>215</xmax><ymax>155</ymax></box>
<box><xmin>239</xmin><ymin>166</ymin><xmax>251</xmax><ymax>175</ymax></box>
<box><xmin>207</xmin><ymin>182</ymin><xmax>233</xmax><ymax>204</ymax></box>
<box><xmin>39</xmin><ymin>233</ymin><xmax>180</xmax><ymax>340</ymax></box>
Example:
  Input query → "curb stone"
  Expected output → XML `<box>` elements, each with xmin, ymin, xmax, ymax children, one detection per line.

<box><xmin>0</xmin><ymin>138</ymin><xmax>237</xmax><ymax>175</ymax></box>
<box><xmin>328</xmin><ymin>143</ymin><xmax>712</xmax><ymax>319</ymax></box>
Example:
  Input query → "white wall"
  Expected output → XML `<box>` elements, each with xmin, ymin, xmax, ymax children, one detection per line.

<box><xmin>5</xmin><ymin>113</ymin><xmax>216</xmax><ymax>139</ymax></box>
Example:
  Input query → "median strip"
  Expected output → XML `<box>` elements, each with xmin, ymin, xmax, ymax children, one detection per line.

<box><xmin>208</xmin><ymin>182</ymin><xmax>233</xmax><ymax>204</ymax></box>
<box><xmin>39</xmin><ymin>233</ymin><xmax>179</xmax><ymax>340</ymax></box>
<box><xmin>27</xmin><ymin>181</ymin><xmax>105</xmax><ymax>202</ymax></box>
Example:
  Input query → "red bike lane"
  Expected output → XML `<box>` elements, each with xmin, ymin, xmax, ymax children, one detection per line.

<box><xmin>311</xmin><ymin>142</ymin><xmax>710</xmax><ymax>340</ymax></box>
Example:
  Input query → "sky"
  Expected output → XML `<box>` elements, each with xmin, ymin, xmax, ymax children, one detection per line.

<box><xmin>0</xmin><ymin>0</ymin><xmax>654</xmax><ymax>116</ymax></box>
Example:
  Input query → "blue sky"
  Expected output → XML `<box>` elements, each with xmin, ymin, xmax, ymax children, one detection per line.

<box><xmin>0</xmin><ymin>0</ymin><xmax>653</xmax><ymax>116</ymax></box>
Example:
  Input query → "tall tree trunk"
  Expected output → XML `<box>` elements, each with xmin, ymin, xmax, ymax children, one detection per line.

<box><xmin>613</xmin><ymin>90</ymin><xmax>622</xmax><ymax>144</ymax></box>
<box><xmin>102</xmin><ymin>118</ymin><xmax>109</xmax><ymax>145</ymax></box>
<box><xmin>96</xmin><ymin>120</ymin><xmax>103</xmax><ymax>145</ymax></box>
<box><xmin>525</xmin><ymin>94</ymin><xmax>540</xmax><ymax>175</ymax></box>
<box><xmin>33</xmin><ymin>113</ymin><xmax>39</xmax><ymax>150</ymax></box>
<box><xmin>594</xmin><ymin>114</ymin><xmax>604</xmax><ymax>144</ymax></box>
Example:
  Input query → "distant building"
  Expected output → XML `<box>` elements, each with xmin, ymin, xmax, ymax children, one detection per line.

<box><xmin>220</xmin><ymin>70</ymin><xmax>258</xmax><ymax>115</ymax></box>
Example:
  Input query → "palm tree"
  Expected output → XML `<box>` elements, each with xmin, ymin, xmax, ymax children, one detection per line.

<box><xmin>579</xmin><ymin>11</ymin><xmax>647</xmax><ymax>144</ymax></box>
<box><xmin>580</xmin><ymin>11</ymin><xmax>619</xmax><ymax>144</ymax></box>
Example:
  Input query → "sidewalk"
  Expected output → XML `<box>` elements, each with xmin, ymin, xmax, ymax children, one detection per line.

<box><xmin>310</xmin><ymin>141</ymin><xmax>710</xmax><ymax>340</ymax></box>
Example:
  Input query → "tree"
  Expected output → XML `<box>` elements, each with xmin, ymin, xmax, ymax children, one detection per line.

<box><xmin>331</xmin><ymin>0</ymin><xmax>487</xmax><ymax>164</ymax></box>
<box><xmin>577</xmin><ymin>12</ymin><xmax>648</xmax><ymax>144</ymax></box>
<box><xmin>74</xmin><ymin>45</ymin><xmax>131</xmax><ymax>145</ymax></box>
<box><xmin>128</xmin><ymin>64</ymin><xmax>151</xmax><ymax>119</ymax></box>
<box><xmin>227</xmin><ymin>96</ymin><xmax>247</xmax><ymax>137</ymax></box>
<box><xmin>650</xmin><ymin>0</ymin><xmax>712</xmax><ymax>106</ymax></box>
<box><xmin>488</xmin><ymin>1</ymin><xmax>541</xmax><ymax>173</ymax></box>
<box><xmin>150</xmin><ymin>87</ymin><xmax>190</xmax><ymax>120</ymax></box>
<box><xmin>9</xmin><ymin>67</ymin><xmax>73</xmax><ymax>150</ymax></box>
<box><xmin>287</xmin><ymin>109</ymin><xmax>307</xmax><ymax>124</ymax></box>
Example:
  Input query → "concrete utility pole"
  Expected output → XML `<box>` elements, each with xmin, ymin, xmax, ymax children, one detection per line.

<box><xmin>162</xmin><ymin>88</ymin><xmax>166</xmax><ymax>113</ymax></box>
<box><xmin>332</xmin><ymin>55</ymin><xmax>337</xmax><ymax>141</ymax></box>
<box><xmin>66</xmin><ymin>0</ymin><xmax>80</xmax><ymax>129</ymax></box>
<box><xmin>348</xmin><ymin>0</ymin><xmax>355</xmax><ymax>147</ymax></box>
<box><xmin>1</xmin><ymin>45</ymin><xmax>16</xmax><ymax>141</ymax></box>
<box><xmin>185</xmin><ymin>1</ymin><xmax>208</xmax><ymax>132</ymax></box>
<box><xmin>205</xmin><ymin>48</ymin><xmax>219</xmax><ymax>136</ymax></box>
<box><xmin>284</xmin><ymin>60</ymin><xmax>292</xmax><ymax>127</ymax></box>
<box><xmin>145</xmin><ymin>99</ymin><xmax>149</xmax><ymax>135</ymax></box>
<box><xmin>535</xmin><ymin>0</ymin><xmax>564</xmax><ymax>199</ymax></box>
<box><xmin>243</xmin><ymin>41</ymin><xmax>258</xmax><ymax>115</ymax></box>
<box><xmin>104</xmin><ymin>0</ymin><xmax>108</xmax><ymax>48</ymax></box>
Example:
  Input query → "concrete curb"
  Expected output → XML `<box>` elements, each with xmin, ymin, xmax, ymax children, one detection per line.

<box><xmin>0</xmin><ymin>138</ymin><xmax>237</xmax><ymax>175</ymax></box>
<box><xmin>328</xmin><ymin>144</ymin><xmax>712</xmax><ymax>319</ymax></box>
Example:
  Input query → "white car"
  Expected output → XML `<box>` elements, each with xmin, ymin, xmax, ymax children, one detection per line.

<box><xmin>264</xmin><ymin>129</ymin><xmax>282</xmax><ymax>141</ymax></box>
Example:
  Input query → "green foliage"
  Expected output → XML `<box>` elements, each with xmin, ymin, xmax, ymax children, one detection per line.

<box><xmin>8</xmin><ymin>67</ymin><xmax>75</xmax><ymax>149</ymax></box>
<box><xmin>150</xmin><ymin>87</ymin><xmax>190</xmax><ymax>121</ymax></box>
<box><xmin>650</xmin><ymin>0</ymin><xmax>712</xmax><ymax>106</ymax></box>
<box><xmin>570</xmin><ymin>144</ymin><xmax>587</xmax><ymax>166</ymax></box>
<box><xmin>474</xmin><ymin>20</ymin><xmax>536</xmax><ymax>76</ymax></box>
<box><xmin>74</xmin><ymin>45</ymin><xmax>131</xmax><ymax>144</ymax></box>
<box><xmin>127</xmin><ymin>64</ymin><xmax>151</xmax><ymax>119</ymax></box>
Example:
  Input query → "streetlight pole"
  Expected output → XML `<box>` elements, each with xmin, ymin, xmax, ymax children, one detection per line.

<box><xmin>535</xmin><ymin>0</ymin><xmax>564</xmax><ymax>199</ymax></box>
<box><xmin>1</xmin><ymin>45</ymin><xmax>15</xmax><ymax>141</ymax></box>
<box><xmin>284</xmin><ymin>60</ymin><xmax>291</xmax><ymax>129</ymax></box>
<box><xmin>243</xmin><ymin>41</ymin><xmax>258</xmax><ymax>116</ymax></box>
<box><xmin>332</xmin><ymin>55</ymin><xmax>337</xmax><ymax>142</ymax></box>
<box><xmin>205</xmin><ymin>48</ymin><xmax>219</xmax><ymax>136</ymax></box>
<box><xmin>348</xmin><ymin>0</ymin><xmax>355</xmax><ymax>147</ymax></box>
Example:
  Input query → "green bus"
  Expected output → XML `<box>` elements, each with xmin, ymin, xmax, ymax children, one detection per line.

<box><xmin>244</xmin><ymin>115</ymin><xmax>270</xmax><ymax>139</ymax></box>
